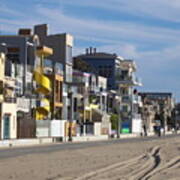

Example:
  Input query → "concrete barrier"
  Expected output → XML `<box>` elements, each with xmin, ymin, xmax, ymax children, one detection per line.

<box><xmin>0</xmin><ymin>131</ymin><xmax>179</xmax><ymax>149</ymax></box>
<box><xmin>0</xmin><ymin>138</ymin><xmax>54</xmax><ymax>148</ymax></box>
<box><xmin>72</xmin><ymin>135</ymin><xmax>109</xmax><ymax>142</ymax></box>
<box><xmin>120</xmin><ymin>133</ymin><xmax>140</xmax><ymax>139</ymax></box>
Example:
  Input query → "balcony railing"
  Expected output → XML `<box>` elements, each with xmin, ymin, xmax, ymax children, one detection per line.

<box><xmin>16</xmin><ymin>98</ymin><xmax>30</xmax><ymax>112</ymax></box>
<box><xmin>4</xmin><ymin>97</ymin><xmax>16</xmax><ymax>103</ymax></box>
<box><xmin>133</xmin><ymin>114</ymin><xmax>142</xmax><ymax>119</ymax></box>
<box><xmin>122</xmin><ymin>95</ymin><xmax>131</xmax><ymax>103</ymax></box>
<box><xmin>116</xmin><ymin>75</ymin><xmax>142</xmax><ymax>86</ymax></box>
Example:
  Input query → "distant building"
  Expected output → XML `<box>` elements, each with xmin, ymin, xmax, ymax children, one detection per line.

<box><xmin>139</xmin><ymin>92</ymin><xmax>174</xmax><ymax>133</ymax></box>
<box><xmin>174</xmin><ymin>103</ymin><xmax>180</xmax><ymax>129</ymax></box>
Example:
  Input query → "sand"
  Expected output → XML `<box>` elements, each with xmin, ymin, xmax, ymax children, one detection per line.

<box><xmin>0</xmin><ymin>136</ymin><xmax>179</xmax><ymax>180</ymax></box>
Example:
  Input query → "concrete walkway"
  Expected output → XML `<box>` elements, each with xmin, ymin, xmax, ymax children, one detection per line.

<box><xmin>0</xmin><ymin>131</ymin><xmax>179</xmax><ymax>149</ymax></box>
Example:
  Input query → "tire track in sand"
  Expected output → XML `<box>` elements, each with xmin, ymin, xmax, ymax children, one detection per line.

<box><xmin>74</xmin><ymin>146</ymin><xmax>160</xmax><ymax>180</ymax></box>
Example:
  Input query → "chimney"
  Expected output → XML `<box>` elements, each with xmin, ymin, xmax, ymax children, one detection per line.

<box><xmin>34</xmin><ymin>24</ymin><xmax>48</xmax><ymax>39</ymax></box>
<box><xmin>18</xmin><ymin>29</ymin><xmax>32</xmax><ymax>36</ymax></box>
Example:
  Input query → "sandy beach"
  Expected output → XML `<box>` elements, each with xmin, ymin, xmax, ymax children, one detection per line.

<box><xmin>0</xmin><ymin>136</ymin><xmax>179</xmax><ymax>180</ymax></box>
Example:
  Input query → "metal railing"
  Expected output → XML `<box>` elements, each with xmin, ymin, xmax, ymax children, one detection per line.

<box><xmin>4</xmin><ymin>97</ymin><xmax>16</xmax><ymax>103</ymax></box>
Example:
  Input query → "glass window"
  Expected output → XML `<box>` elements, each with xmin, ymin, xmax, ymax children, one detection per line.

<box><xmin>0</xmin><ymin>81</ymin><xmax>3</xmax><ymax>94</ymax></box>
<box><xmin>66</xmin><ymin>65</ymin><xmax>72</xmax><ymax>82</ymax></box>
<box><xmin>66</xmin><ymin>45</ymin><xmax>72</xmax><ymax>64</ymax></box>
<box><xmin>44</xmin><ymin>59</ymin><xmax>53</xmax><ymax>68</ymax></box>
<box><xmin>55</xmin><ymin>62</ymin><xmax>63</xmax><ymax>75</ymax></box>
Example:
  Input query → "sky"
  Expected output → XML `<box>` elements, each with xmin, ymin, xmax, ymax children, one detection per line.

<box><xmin>1</xmin><ymin>0</ymin><xmax>180</xmax><ymax>101</ymax></box>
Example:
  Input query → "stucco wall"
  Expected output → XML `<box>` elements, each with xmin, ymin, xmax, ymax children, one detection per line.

<box><xmin>1</xmin><ymin>103</ymin><xmax>17</xmax><ymax>139</ymax></box>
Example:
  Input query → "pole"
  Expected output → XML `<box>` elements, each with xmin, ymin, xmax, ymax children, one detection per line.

<box><xmin>117</xmin><ymin>110</ymin><xmax>120</xmax><ymax>138</ymax></box>
<box><xmin>51</xmin><ymin>61</ymin><xmax>55</xmax><ymax>120</ymax></box>
<box><xmin>23</xmin><ymin>39</ymin><xmax>27</xmax><ymax>96</ymax></box>
<box><xmin>68</xmin><ymin>91</ymin><xmax>73</xmax><ymax>141</ymax></box>
<box><xmin>83</xmin><ymin>94</ymin><xmax>86</xmax><ymax>136</ymax></box>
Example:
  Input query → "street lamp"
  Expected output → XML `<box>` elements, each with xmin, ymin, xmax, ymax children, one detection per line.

<box><xmin>23</xmin><ymin>41</ymin><xmax>35</xmax><ymax>96</ymax></box>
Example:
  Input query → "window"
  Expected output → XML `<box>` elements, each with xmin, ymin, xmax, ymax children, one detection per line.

<box><xmin>98</xmin><ymin>65</ymin><xmax>113</xmax><ymax>78</ymax></box>
<box><xmin>122</xmin><ymin>105</ymin><xmax>128</xmax><ymax>112</ymax></box>
<box><xmin>65</xmin><ymin>65</ymin><xmax>72</xmax><ymax>82</ymax></box>
<box><xmin>5</xmin><ymin>60</ymin><xmax>12</xmax><ymax>77</ymax></box>
<box><xmin>55</xmin><ymin>62</ymin><xmax>63</xmax><ymax>75</ymax></box>
<box><xmin>0</xmin><ymin>81</ymin><xmax>3</xmax><ymax>94</ymax></box>
<box><xmin>66</xmin><ymin>46</ymin><xmax>72</xmax><ymax>64</ymax></box>
<box><xmin>60</xmin><ymin>82</ymin><xmax>63</xmax><ymax>103</ymax></box>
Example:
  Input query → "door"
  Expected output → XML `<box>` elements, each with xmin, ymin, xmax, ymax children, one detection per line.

<box><xmin>3</xmin><ymin>114</ymin><xmax>10</xmax><ymax>139</ymax></box>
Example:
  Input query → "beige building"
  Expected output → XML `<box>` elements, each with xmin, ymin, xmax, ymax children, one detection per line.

<box><xmin>0</xmin><ymin>52</ymin><xmax>5</xmax><ymax>102</ymax></box>
<box><xmin>0</xmin><ymin>48</ymin><xmax>17</xmax><ymax>139</ymax></box>
<box><xmin>140</xmin><ymin>92</ymin><xmax>174</xmax><ymax>133</ymax></box>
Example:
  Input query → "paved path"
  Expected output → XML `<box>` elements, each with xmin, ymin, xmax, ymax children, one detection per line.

<box><xmin>0</xmin><ymin>134</ymin><xmax>179</xmax><ymax>160</ymax></box>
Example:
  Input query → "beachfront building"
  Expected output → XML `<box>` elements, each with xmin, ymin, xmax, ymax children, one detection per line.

<box><xmin>44</xmin><ymin>59</ymin><xmax>64</xmax><ymax>120</ymax></box>
<box><xmin>117</xmin><ymin>60</ymin><xmax>142</xmax><ymax>133</ymax></box>
<box><xmin>74</xmin><ymin>48</ymin><xmax>142</xmax><ymax>134</ymax></box>
<box><xmin>72</xmin><ymin>68</ymin><xmax>111</xmax><ymax>136</ymax></box>
<box><xmin>0</xmin><ymin>29</ymin><xmax>40</xmax><ymax>138</ymax></box>
<box><xmin>139</xmin><ymin>92</ymin><xmax>174</xmax><ymax>134</ymax></box>
<box><xmin>73</xmin><ymin>56</ymin><xmax>111</xmax><ymax>136</ymax></box>
<box><xmin>34</xmin><ymin>24</ymin><xmax>73</xmax><ymax>121</ymax></box>
<box><xmin>0</xmin><ymin>45</ymin><xmax>17</xmax><ymax>140</ymax></box>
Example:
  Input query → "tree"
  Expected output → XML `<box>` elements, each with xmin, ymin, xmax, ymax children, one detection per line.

<box><xmin>110</xmin><ymin>113</ymin><xmax>118</xmax><ymax>130</ymax></box>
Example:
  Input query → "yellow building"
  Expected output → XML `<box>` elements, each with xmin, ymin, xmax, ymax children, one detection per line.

<box><xmin>34</xmin><ymin>46</ymin><xmax>53</xmax><ymax>120</ymax></box>
<box><xmin>46</xmin><ymin>73</ymin><xmax>64</xmax><ymax>119</ymax></box>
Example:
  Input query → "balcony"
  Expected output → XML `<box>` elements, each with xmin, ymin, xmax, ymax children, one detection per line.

<box><xmin>4</xmin><ymin>97</ymin><xmax>16</xmax><ymax>103</ymax></box>
<box><xmin>132</xmin><ymin>95</ymin><xmax>142</xmax><ymax>105</ymax></box>
<box><xmin>116</xmin><ymin>75</ymin><xmax>142</xmax><ymax>86</ymax></box>
<box><xmin>133</xmin><ymin>114</ymin><xmax>142</xmax><ymax>120</ymax></box>
<box><xmin>132</xmin><ymin>76</ymin><xmax>142</xmax><ymax>86</ymax></box>
<box><xmin>121</xmin><ymin>95</ymin><xmax>131</xmax><ymax>103</ymax></box>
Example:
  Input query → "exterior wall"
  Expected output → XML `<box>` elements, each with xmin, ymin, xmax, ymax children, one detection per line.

<box><xmin>0</xmin><ymin>53</ymin><xmax>5</xmax><ymax>102</ymax></box>
<box><xmin>98</xmin><ymin>76</ymin><xmax>107</xmax><ymax>91</ymax></box>
<box><xmin>132</xmin><ymin>117</ymin><xmax>142</xmax><ymax>133</ymax></box>
<box><xmin>94</xmin><ymin>122</ymin><xmax>101</xmax><ymax>136</ymax></box>
<box><xmin>1</xmin><ymin>103</ymin><xmax>17</xmax><ymax>139</ymax></box>
<box><xmin>36</xmin><ymin>120</ymin><xmax>51</xmax><ymax>137</ymax></box>
<box><xmin>0</xmin><ymin>53</ymin><xmax>5</xmax><ymax>81</ymax></box>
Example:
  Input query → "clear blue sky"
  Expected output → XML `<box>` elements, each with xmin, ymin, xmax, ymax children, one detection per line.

<box><xmin>1</xmin><ymin>0</ymin><xmax>180</xmax><ymax>101</ymax></box>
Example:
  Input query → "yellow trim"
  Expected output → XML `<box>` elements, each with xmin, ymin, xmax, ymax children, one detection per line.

<box><xmin>54</xmin><ymin>102</ymin><xmax>63</xmax><ymax>107</ymax></box>
<box><xmin>89</xmin><ymin>104</ymin><xmax>99</xmax><ymax>109</ymax></box>
<box><xmin>34</xmin><ymin>69</ymin><xmax>51</xmax><ymax>95</ymax></box>
<box><xmin>36</xmin><ymin>46</ymin><xmax>53</xmax><ymax>57</ymax></box>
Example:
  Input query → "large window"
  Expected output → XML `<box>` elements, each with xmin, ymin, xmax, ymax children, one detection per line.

<box><xmin>66</xmin><ymin>45</ymin><xmax>72</xmax><ymax>64</ymax></box>
<box><xmin>65</xmin><ymin>65</ymin><xmax>72</xmax><ymax>82</ymax></box>
<box><xmin>0</xmin><ymin>81</ymin><xmax>3</xmax><ymax>94</ymax></box>
<box><xmin>6</xmin><ymin>49</ymin><xmax>21</xmax><ymax>78</ymax></box>
<box><xmin>98</xmin><ymin>65</ymin><xmax>112</xmax><ymax>78</ymax></box>
<box><xmin>55</xmin><ymin>62</ymin><xmax>63</xmax><ymax>75</ymax></box>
